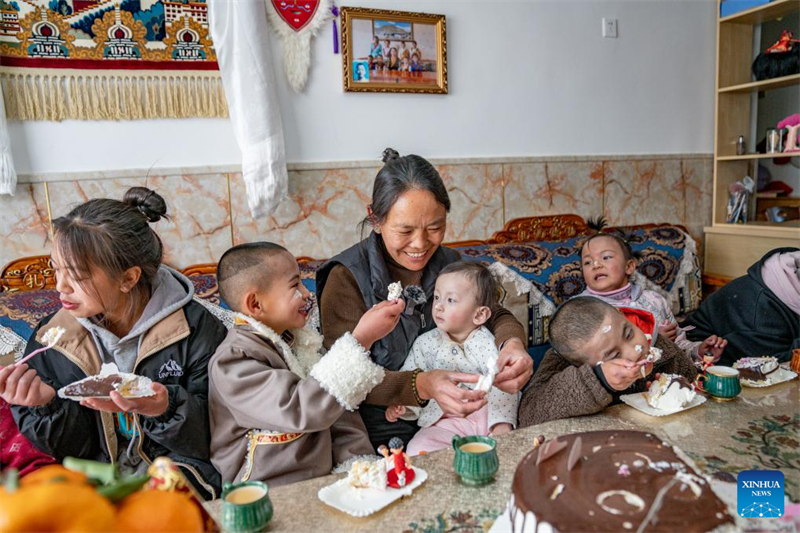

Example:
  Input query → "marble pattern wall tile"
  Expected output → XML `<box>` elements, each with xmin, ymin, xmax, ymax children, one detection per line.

<box><xmin>682</xmin><ymin>158</ymin><xmax>714</xmax><ymax>242</ymax></box>
<box><xmin>503</xmin><ymin>162</ymin><xmax>604</xmax><ymax>223</ymax></box>
<box><xmin>46</xmin><ymin>178</ymin><xmax>146</xmax><ymax>220</ymax></box>
<box><xmin>603</xmin><ymin>160</ymin><xmax>685</xmax><ymax>227</ymax></box>
<box><xmin>0</xmin><ymin>183</ymin><xmax>51</xmax><ymax>269</ymax></box>
<box><xmin>145</xmin><ymin>174</ymin><xmax>232</xmax><ymax>269</ymax></box>
<box><xmin>1</xmin><ymin>156</ymin><xmax>715</xmax><ymax>272</ymax></box>
<box><xmin>438</xmin><ymin>164</ymin><xmax>504</xmax><ymax>242</ymax></box>
<box><xmin>230</xmin><ymin>168</ymin><xmax>377</xmax><ymax>259</ymax></box>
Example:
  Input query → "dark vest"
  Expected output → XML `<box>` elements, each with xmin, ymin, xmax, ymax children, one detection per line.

<box><xmin>316</xmin><ymin>232</ymin><xmax>460</xmax><ymax>370</ymax></box>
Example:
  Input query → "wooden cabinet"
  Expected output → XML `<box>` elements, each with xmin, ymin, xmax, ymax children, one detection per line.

<box><xmin>706</xmin><ymin>0</ymin><xmax>800</xmax><ymax>280</ymax></box>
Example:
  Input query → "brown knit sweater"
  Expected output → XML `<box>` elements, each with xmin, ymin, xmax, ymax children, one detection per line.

<box><xmin>320</xmin><ymin>256</ymin><xmax>526</xmax><ymax>407</ymax></box>
<box><xmin>517</xmin><ymin>337</ymin><xmax>698</xmax><ymax>427</ymax></box>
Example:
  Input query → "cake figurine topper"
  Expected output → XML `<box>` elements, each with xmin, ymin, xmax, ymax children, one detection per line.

<box><xmin>386</xmin><ymin>437</ymin><xmax>415</xmax><ymax>489</ymax></box>
<box><xmin>535</xmin><ymin>438</ymin><xmax>568</xmax><ymax>466</ymax></box>
<box><xmin>531</xmin><ymin>435</ymin><xmax>546</xmax><ymax>450</ymax></box>
<box><xmin>566</xmin><ymin>436</ymin><xmax>583</xmax><ymax>472</ymax></box>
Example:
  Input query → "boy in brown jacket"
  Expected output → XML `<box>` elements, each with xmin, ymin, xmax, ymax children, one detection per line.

<box><xmin>518</xmin><ymin>297</ymin><xmax>698</xmax><ymax>427</ymax></box>
<box><xmin>209</xmin><ymin>243</ymin><xmax>404</xmax><ymax>486</ymax></box>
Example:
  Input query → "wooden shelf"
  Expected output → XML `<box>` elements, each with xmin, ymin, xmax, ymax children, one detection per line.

<box><xmin>720</xmin><ymin>0</ymin><xmax>800</xmax><ymax>25</ymax></box>
<box><xmin>718</xmin><ymin>73</ymin><xmax>800</xmax><ymax>93</ymax></box>
<box><xmin>705</xmin><ymin>222</ymin><xmax>800</xmax><ymax>237</ymax></box>
<box><xmin>716</xmin><ymin>153</ymin><xmax>800</xmax><ymax>161</ymax></box>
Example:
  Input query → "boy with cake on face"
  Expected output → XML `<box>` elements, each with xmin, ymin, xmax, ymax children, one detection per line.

<box><xmin>208</xmin><ymin>242</ymin><xmax>404</xmax><ymax>486</ymax></box>
<box><xmin>518</xmin><ymin>298</ymin><xmax>697</xmax><ymax>427</ymax></box>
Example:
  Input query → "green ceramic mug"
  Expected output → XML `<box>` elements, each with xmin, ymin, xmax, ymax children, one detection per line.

<box><xmin>452</xmin><ymin>435</ymin><xmax>499</xmax><ymax>486</ymax></box>
<box><xmin>694</xmin><ymin>365</ymin><xmax>741</xmax><ymax>401</ymax></box>
<box><xmin>221</xmin><ymin>480</ymin><xmax>273</xmax><ymax>533</ymax></box>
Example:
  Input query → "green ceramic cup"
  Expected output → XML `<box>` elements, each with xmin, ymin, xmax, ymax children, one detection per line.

<box><xmin>695</xmin><ymin>365</ymin><xmax>741</xmax><ymax>401</ymax></box>
<box><xmin>452</xmin><ymin>435</ymin><xmax>499</xmax><ymax>486</ymax></box>
<box><xmin>221</xmin><ymin>480</ymin><xmax>273</xmax><ymax>533</ymax></box>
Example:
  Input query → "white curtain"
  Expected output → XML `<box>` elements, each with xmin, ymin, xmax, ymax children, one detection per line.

<box><xmin>0</xmin><ymin>85</ymin><xmax>17</xmax><ymax>196</ymax></box>
<box><xmin>208</xmin><ymin>0</ymin><xmax>288</xmax><ymax>217</ymax></box>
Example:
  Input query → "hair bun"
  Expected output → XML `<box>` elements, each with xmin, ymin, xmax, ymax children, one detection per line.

<box><xmin>123</xmin><ymin>187</ymin><xmax>168</xmax><ymax>223</ymax></box>
<box><xmin>381</xmin><ymin>148</ymin><xmax>400</xmax><ymax>163</ymax></box>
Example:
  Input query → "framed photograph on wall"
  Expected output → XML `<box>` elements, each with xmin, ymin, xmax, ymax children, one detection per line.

<box><xmin>341</xmin><ymin>7</ymin><xmax>448</xmax><ymax>94</ymax></box>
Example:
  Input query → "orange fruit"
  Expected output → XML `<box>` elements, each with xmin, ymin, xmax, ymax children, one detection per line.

<box><xmin>20</xmin><ymin>465</ymin><xmax>88</xmax><ymax>487</ymax></box>
<box><xmin>116</xmin><ymin>490</ymin><xmax>204</xmax><ymax>533</ymax></box>
<box><xmin>0</xmin><ymin>483</ymin><xmax>115</xmax><ymax>533</ymax></box>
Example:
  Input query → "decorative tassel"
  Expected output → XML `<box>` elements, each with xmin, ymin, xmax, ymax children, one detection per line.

<box><xmin>0</xmin><ymin>72</ymin><xmax>229</xmax><ymax>121</ymax></box>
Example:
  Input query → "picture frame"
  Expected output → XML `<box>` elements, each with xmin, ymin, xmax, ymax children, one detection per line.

<box><xmin>340</xmin><ymin>7</ymin><xmax>448</xmax><ymax>94</ymax></box>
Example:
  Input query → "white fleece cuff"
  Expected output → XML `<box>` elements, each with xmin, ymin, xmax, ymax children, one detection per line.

<box><xmin>310</xmin><ymin>333</ymin><xmax>385</xmax><ymax>411</ymax></box>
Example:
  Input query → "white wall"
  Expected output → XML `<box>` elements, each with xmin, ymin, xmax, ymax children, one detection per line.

<box><xmin>11</xmin><ymin>0</ymin><xmax>717</xmax><ymax>175</ymax></box>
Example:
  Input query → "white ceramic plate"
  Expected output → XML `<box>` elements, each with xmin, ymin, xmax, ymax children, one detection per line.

<box><xmin>620</xmin><ymin>392</ymin><xmax>706</xmax><ymax>417</ymax></box>
<box><xmin>741</xmin><ymin>367</ymin><xmax>797</xmax><ymax>388</ymax></box>
<box><xmin>318</xmin><ymin>467</ymin><xmax>427</xmax><ymax>517</ymax></box>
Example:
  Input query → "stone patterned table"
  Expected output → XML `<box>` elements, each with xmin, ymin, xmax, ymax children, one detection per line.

<box><xmin>206</xmin><ymin>376</ymin><xmax>799</xmax><ymax>533</ymax></box>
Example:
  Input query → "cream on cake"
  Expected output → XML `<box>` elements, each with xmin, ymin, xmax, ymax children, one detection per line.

<box><xmin>645</xmin><ymin>374</ymin><xmax>696</xmax><ymax>411</ymax></box>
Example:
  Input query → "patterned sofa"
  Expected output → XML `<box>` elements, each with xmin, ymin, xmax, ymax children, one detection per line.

<box><xmin>0</xmin><ymin>215</ymin><xmax>702</xmax><ymax>367</ymax></box>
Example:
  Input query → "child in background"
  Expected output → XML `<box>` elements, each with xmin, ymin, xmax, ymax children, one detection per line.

<box><xmin>209</xmin><ymin>243</ymin><xmax>404</xmax><ymax>487</ymax></box>
<box><xmin>409</xmin><ymin>53</ymin><xmax>423</xmax><ymax>73</ymax></box>
<box><xmin>579</xmin><ymin>218</ymin><xmax>727</xmax><ymax>363</ymax></box>
<box><xmin>409</xmin><ymin>40</ymin><xmax>421</xmax><ymax>62</ymax></box>
<box><xmin>386</xmin><ymin>262</ymin><xmax>518</xmax><ymax>456</ymax></box>
<box><xmin>400</xmin><ymin>58</ymin><xmax>410</xmax><ymax>72</ymax></box>
<box><xmin>399</xmin><ymin>41</ymin><xmax>411</xmax><ymax>61</ymax></box>
<box><xmin>517</xmin><ymin>298</ymin><xmax>698</xmax><ymax>426</ymax></box>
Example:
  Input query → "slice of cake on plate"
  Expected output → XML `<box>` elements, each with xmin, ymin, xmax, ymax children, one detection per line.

<box><xmin>645</xmin><ymin>374</ymin><xmax>697</xmax><ymax>411</ymax></box>
<box><xmin>58</xmin><ymin>363</ymin><xmax>154</xmax><ymax>401</ymax></box>
<box><xmin>733</xmin><ymin>357</ymin><xmax>779</xmax><ymax>384</ymax></box>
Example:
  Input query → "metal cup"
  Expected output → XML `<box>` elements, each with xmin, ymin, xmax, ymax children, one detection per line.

<box><xmin>766</xmin><ymin>128</ymin><xmax>780</xmax><ymax>153</ymax></box>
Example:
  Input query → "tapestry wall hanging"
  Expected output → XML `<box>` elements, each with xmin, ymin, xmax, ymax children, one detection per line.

<box><xmin>0</xmin><ymin>0</ymin><xmax>228</xmax><ymax>120</ymax></box>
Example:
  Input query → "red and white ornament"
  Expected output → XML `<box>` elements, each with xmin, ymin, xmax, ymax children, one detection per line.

<box><xmin>267</xmin><ymin>0</ymin><xmax>331</xmax><ymax>91</ymax></box>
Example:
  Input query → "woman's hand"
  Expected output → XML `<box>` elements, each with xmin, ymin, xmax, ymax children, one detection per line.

<box><xmin>415</xmin><ymin>370</ymin><xmax>486</xmax><ymax>416</ymax></box>
<box><xmin>0</xmin><ymin>364</ymin><xmax>55</xmax><ymax>407</ymax></box>
<box><xmin>353</xmin><ymin>299</ymin><xmax>405</xmax><ymax>349</ymax></box>
<box><xmin>494</xmin><ymin>338</ymin><xmax>534</xmax><ymax>393</ymax></box>
<box><xmin>80</xmin><ymin>382</ymin><xmax>169</xmax><ymax>418</ymax></box>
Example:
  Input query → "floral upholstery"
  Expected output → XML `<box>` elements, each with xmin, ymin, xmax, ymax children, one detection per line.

<box><xmin>0</xmin><ymin>225</ymin><xmax>700</xmax><ymax>360</ymax></box>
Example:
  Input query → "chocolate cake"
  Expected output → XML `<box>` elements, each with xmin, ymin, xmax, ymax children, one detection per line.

<box><xmin>733</xmin><ymin>357</ymin><xmax>779</xmax><ymax>383</ymax></box>
<box><xmin>57</xmin><ymin>363</ymin><xmax>154</xmax><ymax>401</ymax></box>
<box><xmin>60</xmin><ymin>374</ymin><xmax>125</xmax><ymax>398</ymax></box>
<box><xmin>507</xmin><ymin>431</ymin><xmax>734</xmax><ymax>532</ymax></box>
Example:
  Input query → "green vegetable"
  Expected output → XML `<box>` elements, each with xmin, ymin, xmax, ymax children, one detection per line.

<box><xmin>63</xmin><ymin>457</ymin><xmax>118</xmax><ymax>485</ymax></box>
<box><xmin>96</xmin><ymin>474</ymin><xmax>151</xmax><ymax>503</ymax></box>
<box><xmin>2</xmin><ymin>469</ymin><xmax>19</xmax><ymax>493</ymax></box>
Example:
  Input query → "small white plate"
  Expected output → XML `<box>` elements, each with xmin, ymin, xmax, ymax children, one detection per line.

<box><xmin>620</xmin><ymin>392</ymin><xmax>706</xmax><ymax>417</ymax></box>
<box><xmin>741</xmin><ymin>367</ymin><xmax>797</xmax><ymax>388</ymax></box>
<box><xmin>318</xmin><ymin>467</ymin><xmax>427</xmax><ymax>517</ymax></box>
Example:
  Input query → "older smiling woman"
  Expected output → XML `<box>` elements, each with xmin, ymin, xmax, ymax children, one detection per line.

<box><xmin>317</xmin><ymin>148</ymin><xmax>533</xmax><ymax>447</ymax></box>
